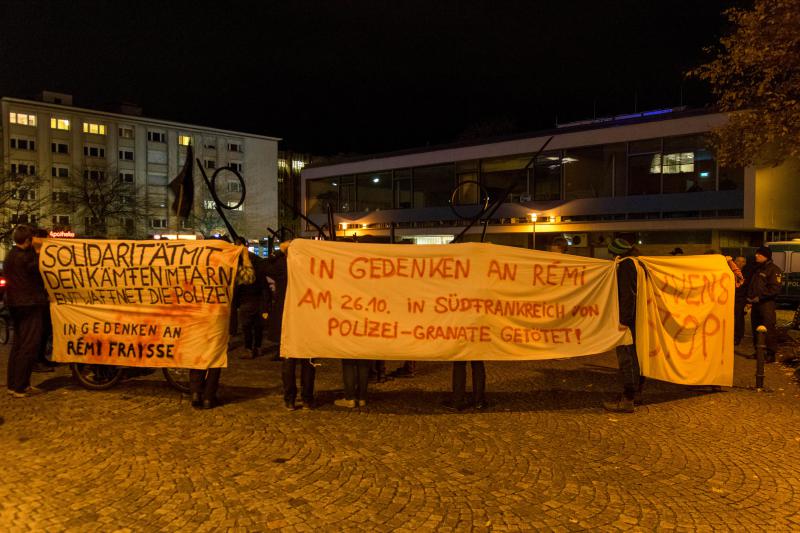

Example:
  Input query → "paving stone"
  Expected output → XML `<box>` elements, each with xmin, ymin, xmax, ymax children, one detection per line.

<box><xmin>2</xmin><ymin>316</ymin><xmax>800</xmax><ymax>530</ymax></box>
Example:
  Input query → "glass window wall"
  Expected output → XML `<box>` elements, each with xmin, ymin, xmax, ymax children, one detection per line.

<box><xmin>481</xmin><ymin>155</ymin><xmax>530</xmax><ymax>202</ymax></box>
<box><xmin>563</xmin><ymin>146</ymin><xmax>614</xmax><ymax>199</ymax></box>
<box><xmin>357</xmin><ymin>171</ymin><xmax>392</xmax><ymax>211</ymax></box>
<box><xmin>661</xmin><ymin>135</ymin><xmax>716</xmax><ymax>193</ymax></box>
<box><xmin>393</xmin><ymin>169</ymin><xmax>413</xmax><ymax>209</ymax></box>
<box><xmin>412</xmin><ymin>164</ymin><xmax>455</xmax><ymax>208</ymax></box>
<box><xmin>306</xmin><ymin>178</ymin><xmax>338</xmax><ymax>215</ymax></box>
<box><xmin>533</xmin><ymin>152</ymin><xmax>562</xmax><ymax>201</ymax></box>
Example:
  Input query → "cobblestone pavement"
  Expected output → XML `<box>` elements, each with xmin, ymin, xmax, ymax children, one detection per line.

<box><xmin>2</xmin><ymin>315</ymin><xmax>800</xmax><ymax>531</ymax></box>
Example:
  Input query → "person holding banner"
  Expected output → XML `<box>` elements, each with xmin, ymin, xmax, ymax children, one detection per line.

<box><xmin>443</xmin><ymin>361</ymin><xmax>487</xmax><ymax>411</ymax></box>
<box><xmin>604</xmin><ymin>238</ymin><xmax>642</xmax><ymax>413</ymax></box>
<box><xmin>5</xmin><ymin>225</ymin><xmax>49</xmax><ymax>398</ymax></box>
<box><xmin>335</xmin><ymin>359</ymin><xmax>370</xmax><ymax>408</ymax></box>
<box><xmin>268</xmin><ymin>241</ymin><xmax>317</xmax><ymax>410</ymax></box>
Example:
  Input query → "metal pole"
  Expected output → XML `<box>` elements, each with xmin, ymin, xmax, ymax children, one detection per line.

<box><xmin>756</xmin><ymin>325</ymin><xmax>767</xmax><ymax>389</ymax></box>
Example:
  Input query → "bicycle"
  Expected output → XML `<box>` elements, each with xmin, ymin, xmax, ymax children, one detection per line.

<box><xmin>69</xmin><ymin>363</ymin><xmax>191</xmax><ymax>393</ymax></box>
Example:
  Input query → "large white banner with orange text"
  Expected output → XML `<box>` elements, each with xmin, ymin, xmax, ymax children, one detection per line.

<box><xmin>282</xmin><ymin>240</ymin><xmax>629</xmax><ymax>361</ymax></box>
<box><xmin>40</xmin><ymin>238</ymin><xmax>243</xmax><ymax>369</ymax></box>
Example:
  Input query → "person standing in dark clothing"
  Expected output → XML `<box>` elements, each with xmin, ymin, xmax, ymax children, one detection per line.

<box><xmin>189</xmin><ymin>368</ymin><xmax>222</xmax><ymax>409</ymax></box>
<box><xmin>604</xmin><ymin>238</ymin><xmax>641</xmax><ymax>413</ymax></box>
<box><xmin>5</xmin><ymin>225</ymin><xmax>49</xmax><ymax>398</ymax></box>
<box><xmin>267</xmin><ymin>241</ymin><xmax>317</xmax><ymax>410</ymax></box>
<box><xmin>443</xmin><ymin>361</ymin><xmax>486</xmax><ymax>411</ymax></box>
<box><xmin>733</xmin><ymin>255</ymin><xmax>749</xmax><ymax>346</ymax></box>
<box><xmin>32</xmin><ymin>228</ymin><xmax>55</xmax><ymax>373</ymax></box>
<box><xmin>236</xmin><ymin>250</ymin><xmax>269</xmax><ymax>359</ymax></box>
<box><xmin>336</xmin><ymin>359</ymin><xmax>370</xmax><ymax>408</ymax></box>
<box><xmin>747</xmin><ymin>246</ymin><xmax>783</xmax><ymax>362</ymax></box>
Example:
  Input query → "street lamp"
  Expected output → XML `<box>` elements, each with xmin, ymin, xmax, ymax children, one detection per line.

<box><xmin>529</xmin><ymin>213</ymin><xmax>538</xmax><ymax>249</ymax></box>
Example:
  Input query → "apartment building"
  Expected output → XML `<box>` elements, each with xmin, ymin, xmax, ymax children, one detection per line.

<box><xmin>1</xmin><ymin>92</ymin><xmax>279</xmax><ymax>253</ymax></box>
<box><xmin>301</xmin><ymin>108</ymin><xmax>800</xmax><ymax>256</ymax></box>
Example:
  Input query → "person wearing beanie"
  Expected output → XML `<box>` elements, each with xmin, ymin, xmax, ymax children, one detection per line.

<box><xmin>746</xmin><ymin>246</ymin><xmax>783</xmax><ymax>362</ymax></box>
<box><xmin>604</xmin><ymin>238</ymin><xmax>642</xmax><ymax>413</ymax></box>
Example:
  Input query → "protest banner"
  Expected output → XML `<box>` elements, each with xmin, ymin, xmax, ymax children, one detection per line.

<box><xmin>282</xmin><ymin>241</ymin><xmax>735</xmax><ymax>386</ymax></box>
<box><xmin>281</xmin><ymin>240</ymin><xmax>630</xmax><ymax>361</ymax></box>
<box><xmin>40</xmin><ymin>238</ymin><xmax>243</xmax><ymax>369</ymax></box>
<box><xmin>635</xmin><ymin>255</ymin><xmax>735</xmax><ymax>386</ymax></box>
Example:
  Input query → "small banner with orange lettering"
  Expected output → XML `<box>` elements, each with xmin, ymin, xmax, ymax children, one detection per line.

<box><xmin>40</xmin><ymin>238</ymin><xmax>243</xmax><ymax>369</ymax></box>
<box><xmin>635</xmin><ymin>255</ymin><xmax>734</xmax><ymax>386</ymax></box>
<box><xmin>281</xmin><ymin>240</ymin><xmax>630</xmax><ymax>361</ymax></box>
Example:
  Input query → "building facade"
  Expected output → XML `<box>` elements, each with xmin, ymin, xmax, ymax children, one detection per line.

<box><xmin>1</xmin><ymin>92</ymin><xmax>280</xmax><ymax>254</ymax></box>
<box><xmin>301</xmin><ymin>109</ymin><xmax>800</xmax><ymax>256</ymax></box>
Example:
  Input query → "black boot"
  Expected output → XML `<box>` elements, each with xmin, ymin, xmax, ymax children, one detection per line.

<box><xmin>191</xmin><ymin>392</ymin><xmax>203</xmax><ymax>408</ymax></box>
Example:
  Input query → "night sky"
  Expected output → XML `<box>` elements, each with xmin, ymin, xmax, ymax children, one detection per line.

<box><xmin>0</xmin><ymin>0</ymin><xmax>742</xmax><ymax>156</ymax></box>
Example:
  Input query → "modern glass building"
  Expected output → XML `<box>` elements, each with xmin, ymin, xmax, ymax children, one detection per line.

<box><xmin>302</xmin><ymin>108</ymin><xmax>799</xmax><ymax>257</ymax></box>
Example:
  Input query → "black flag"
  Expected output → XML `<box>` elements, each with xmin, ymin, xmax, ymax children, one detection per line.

<box><xmin>169</xmin><ymin>144</ymin><xmax>194</xmax><ymax>218</ymax></box>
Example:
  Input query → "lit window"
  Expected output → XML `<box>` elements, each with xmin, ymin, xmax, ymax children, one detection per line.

<box><xmin>654</xmin><ymin>152</ymin><xmax>695</xmax><ymax>174</ymax></box>
<box><xmin>203</xmin><ymin>200</ymin><xmax>216</xmax><ymax>210</ymax></box>
<box><xmin>278</xmin><ymin>159</ymin><xmax>288</xmax><ymax>169</ymax></box>
<box><xmin>50</xmin><ymin>117</ymin><xmax>71</xmax><ymax>130</ymax></box>
<box><xmin>178</xmin><ymin>135</ymin><xmax>191</xmax><ymax>146</ymax></box>
<box><xmin>10</xmin><ymin>112</ymin><xmax>37</xmax><ymax>126</ymax></box>
<box><xmin>227</xmin><ymin>201</ymin><xmax>243</xmax><ymax>211</ymax></box>
<box><xmin>291</xmin><ymin>160</ymin><xmax>305</xmax><ymax>171</ymax></box>
<box><xmin>82</xmin><ymin>122</ymin><xmax>107</xmax><ymax>135</ymax></box>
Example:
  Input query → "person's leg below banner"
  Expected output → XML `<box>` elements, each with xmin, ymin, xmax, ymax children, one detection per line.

<box><xmin>356</xmin><ymin>359</ymin><xmax>370</xmax><ymax>407</ymax></box>
<box><xmin>604</xmin><ymin>344</ymin><xmax>636</xmax><ymax>413</ymax></box>
<box><xmin>203</xmin><ymin>368</ymin><xmax>221</xmax><ymax>409</ymax></box>
<box><xmin>300</xmin><ymin>359</ymin><xmax>316</xmax><ymax>409</ymax></box>
<box><xmin>471</xmin><ymin>361</ymin><xmax>486</xmax><ymax>409</ymax></box>
<box><xmin>444</xmin><ymin>362</ymin><xmax>468</xmax><ymax>411</ymax></box>
<box><xmin>336</xmin><ymin>359</ymin><xmax>357</xmax><ymax>408</ymax></box>
<box><xmin>282</xmin><ymin>358</ymin><xmax>298</xmax><ymax>409</ymax></box>
<box><xmin>12</xmin><ymin>306</ymin><xmax>44</xmax><ymax>394</ymax></box>
<box><xmin>189</xmin><ymin>369</ymin><xmax>205</xmax><ymax>408</ymax></box>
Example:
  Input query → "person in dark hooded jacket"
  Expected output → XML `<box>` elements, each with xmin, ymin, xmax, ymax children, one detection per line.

<box><xmin>604</xmin><ymin>238</ymin><xmax>642</xmax><ymax>413</ymax></box>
